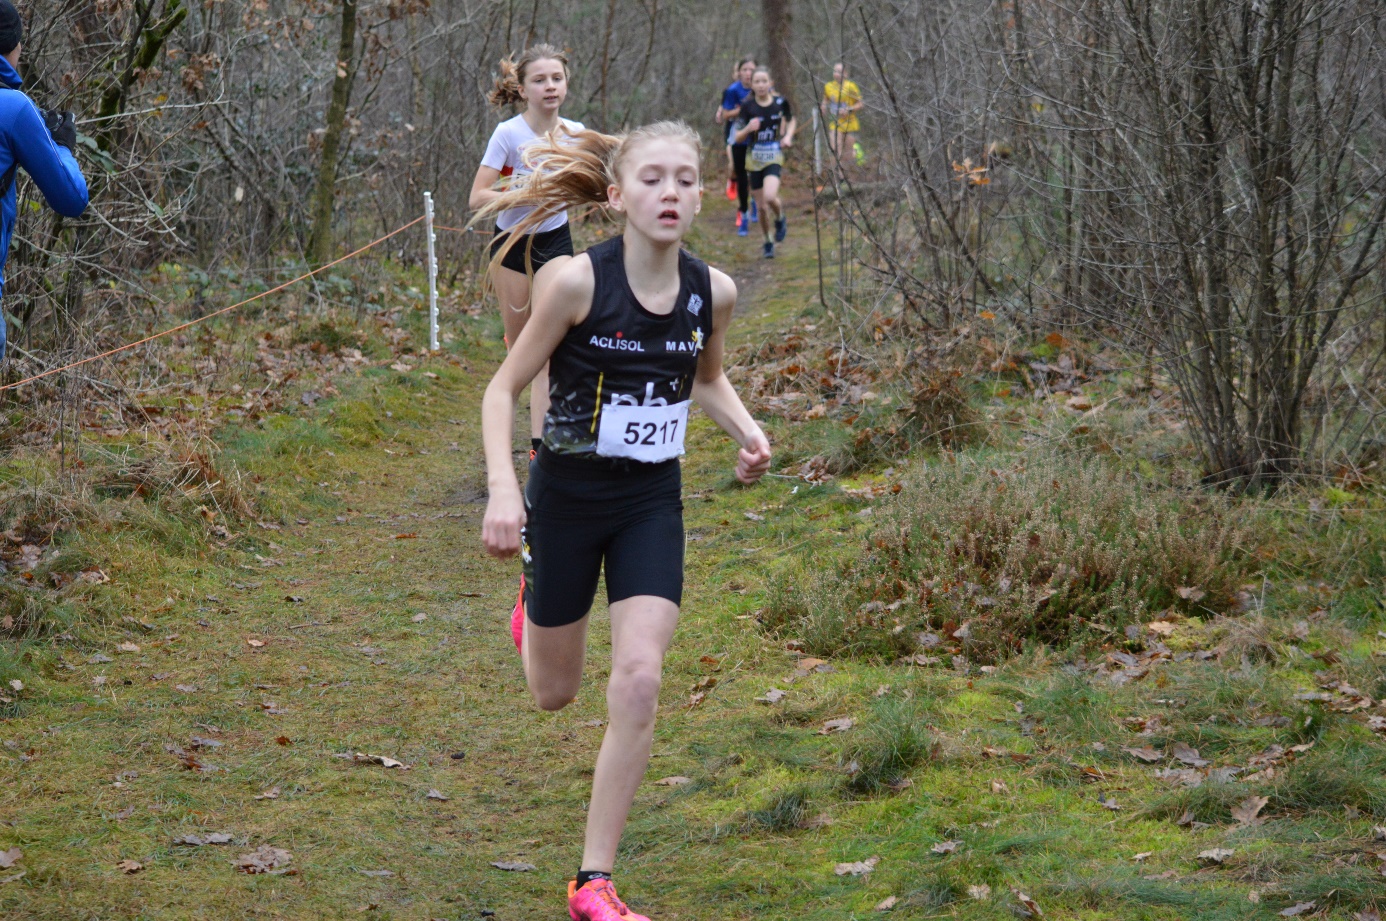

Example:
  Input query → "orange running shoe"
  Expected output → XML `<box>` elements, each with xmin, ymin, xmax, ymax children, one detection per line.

<box><xmin>510</xmin><ymin>574</ymin><xmax>525</xmax><ymax>653</ymax></box>
<box><xmin>568</xmin><ymin>878</ymin><xmax>650</xmax><ymax>921</ymax></box>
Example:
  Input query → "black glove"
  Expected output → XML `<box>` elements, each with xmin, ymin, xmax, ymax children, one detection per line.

<box><xmin>42</xmin><ymin>109</ymin><xmax>77</xmax><ymax>152</ymax></box>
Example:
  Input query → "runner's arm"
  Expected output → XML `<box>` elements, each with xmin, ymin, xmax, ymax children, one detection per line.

<box><xmin>469</xmin><ymin>164</ymin><xmax>505</xmax><ymax>212</ymax></box>
<box><xmin>480</xmin><ymin>257</ymin><xmax>595</xmax><ymax>557</ymax></box>
<box><xmin>782</xmin><ymin>115</ymin><xmax>797</xmax><ymax>148</ymax></box>
<box><xmin>692</xmin><ymin>269</ymin><xmax>771</xmax><ymax>485</ymax></box>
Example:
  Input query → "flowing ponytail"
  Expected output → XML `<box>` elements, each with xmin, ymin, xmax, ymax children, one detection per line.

<box><xmin>488</xmin><ymin>43</ymin><xmax>570</xmax><ymax>108</ymax></box>
<box><xmin>470</xmin><ymin>121</ymin><xmax>702</xmax><ymax>276</ymax></box>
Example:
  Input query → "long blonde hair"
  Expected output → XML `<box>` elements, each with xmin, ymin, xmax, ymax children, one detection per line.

<box><xmin>488</xmin><ymin>43</ymin><xmax>570</xmax><ymax>108</ymax></box>
<box><xmin>471</xmin><ymin>121</ymin><xmax>702</xmax><ymax>275</ymax></box>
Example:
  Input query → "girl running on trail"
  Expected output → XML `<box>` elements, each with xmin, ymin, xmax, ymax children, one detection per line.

<box><xmin>469</xmin><ymin>44</ymin><xmax>584</xmax><ymax>455</ymax></box>
<box><xmin>714</xmin><ymin>57</ymin><xmax>757</xmax><ymax>235</ymax></box>
<box><xmin>820</xmin><ymin>62</ymin><xmax>863</xmax><ymax>176</ymax></box>
<box><xmin>478</xmin><ymin>121</ymin><xmax>772</xmax><ymax>921</ymax></box>
<box><xmin>734</xmin><ymin>67</ymin><xmax>795</xmax><ymax>258</ymax></box>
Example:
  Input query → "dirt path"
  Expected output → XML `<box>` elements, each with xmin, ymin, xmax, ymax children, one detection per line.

<box><xmin>0</xmin><ymin>190</ymin><xmax>826</xmax><ymax>920</ymax></box>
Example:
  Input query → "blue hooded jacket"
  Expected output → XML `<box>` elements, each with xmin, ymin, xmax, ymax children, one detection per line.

<box><xmin>0</xmin><ymin>55</ymin><xmax>89</xmax><ymax>360</ymax></box>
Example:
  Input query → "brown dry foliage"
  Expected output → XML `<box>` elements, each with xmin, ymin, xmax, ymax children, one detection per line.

<box><xmin>763</xmin><ymin>456</ymin><xmax>1258</xmax><ymax>661</ymax></box>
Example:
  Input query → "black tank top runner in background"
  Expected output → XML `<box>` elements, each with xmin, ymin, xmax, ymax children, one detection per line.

<box><xmin>543</xmin><ymin>236</ymin><xmax>715</xmax><ymax>460</ymax></box>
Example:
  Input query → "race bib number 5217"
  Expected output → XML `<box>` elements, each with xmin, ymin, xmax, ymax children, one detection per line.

<box><xmin>596</xmin><ymin>400</ymin><xmax>690</xmax><ymax>462</ymax></box>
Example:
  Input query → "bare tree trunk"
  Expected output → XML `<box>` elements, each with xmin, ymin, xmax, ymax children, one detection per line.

<box><xmin>762</xmin><ymin>0</ymin><xmax>795</xmax><ymax>107</ymax></box>
<box><xmin>308</xmin><ymin>0</ymin><xmax>358</xmax><ymax>267</ymax></box>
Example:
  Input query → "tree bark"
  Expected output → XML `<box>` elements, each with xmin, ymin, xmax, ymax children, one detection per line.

<box><xmin>308</xmin><ymin>0</ymin><xmax>358</xmax><ymax>268</ymax></box>
<box><xmin>761</xmin><ymin>0</ymin><xmax>795</xmax><ymax>108</ymax></box>
<box><xmin>94</xmin><ymin>0</ymin><xmax>187</xmax><ymax>153</ymax></box>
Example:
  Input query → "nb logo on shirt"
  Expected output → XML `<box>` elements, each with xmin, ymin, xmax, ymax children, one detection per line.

<box><xmin>610</xmin><ymin>381</ymin><xmax>669</xmax><ymax>407</ymax></box>
<box><xmin>687</xmin><ymin>294</ymin><xmax>703</xmax><ymax>316</ymax></box>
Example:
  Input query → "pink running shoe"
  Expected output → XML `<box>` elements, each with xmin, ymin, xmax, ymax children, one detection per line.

<box><xmin>510</xmin><ymin>574</ymin><xmax>525</xmax><ymax>653</ymax></box>
<box><xmin>568</xmin><ymin>878</ymin><xmax>650</xmax><ymax>921</ymax></box>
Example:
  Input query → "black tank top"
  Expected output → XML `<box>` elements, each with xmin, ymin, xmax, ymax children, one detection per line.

<box><xmin>543</xmin><ymin>236</ymin><xmax>714</xmax><ymax>459</ymax></box>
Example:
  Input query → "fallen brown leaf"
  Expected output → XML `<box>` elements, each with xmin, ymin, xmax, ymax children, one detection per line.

<box><xmin>874</xmin><ymin>895</ymin><xmax>898</xmax><ymax>911</ymax></box>
<box><xmin>490</xmin><ymin>860</ymin><xmax>536</xmax><ymax>872</ymax></box>
<box><xmin>1197</xmin><ymin>848</ymin><xmax>1234</xmax><ymax>865</ymax></box>
<box><xmin>756</xmin><ymin>688</ymin><xmax>787</xmax><ymax>704</ymax></box>
<box><xmin>1012</xmin><ymin>889</ymin><xmax>1043</xmax><ymax>917</ymax></box>
<box><xmin>351</xmin><ymin>753</ymin><xmax>407</xmax><ymax>769</ymax></box>
<box><xmin>834</xmin><ymin>856</ymin><xmax>880</xmax><ymax>876</ymax></box>
<box><xmin>931</xmin><ymin>840</ymin><xmax>962</xmax><ymax>854</ymax></box>
<box><xmin>820</xmin><ymin>717</ymin><xmax>855</xmax><ymax>734</ymax></box>
<box><xmin>1231</xmin><ymin>795</ymin><xmax>1268</xmax><ymax>827</ymax></box>
<box><xmin>967</xmin><ymin>884</ymin><xmax>991</xmax><ymax>900</ymax></box>
<box><xmin>254</xmin><ymin>786</ymin><xmax>281</xmax><ymax>800</ymax></box>
<box><xmin>1172</xmin><ymin>742</ymin><xmax>1210</xmax><ymax>767</ymax></box>
<box><xmin>653</xmin><ymin>776</ymin><xmax>693</xmax><ymax>786</ymax></box>
<box><xmin>1123</xmin><ymin>746</ymin><xmax>1163</xmax><ymax>763</ymax></box>
<box><xmin>116</xmin><ymin>859</ymin><xmax>143</xmax><ymax>874</ymax></box>
<box><xmin>236</xmin><ymin>845</ymin><xmax>292</xmax><ymax>874</ymax></box>
<box><xmin>0</xmin><ymin>848</ymin><xmax>20</xmax><ymax>869</ymax></box>
<box><xmin>1279</xmin><ymin>903</ymin><xmax>1315</xmax><ymax>917</ymax></box>
<box><xmin>426</xmin><ymin>789</ymin><xmax>449</xmax><ymax>801</ymax></box>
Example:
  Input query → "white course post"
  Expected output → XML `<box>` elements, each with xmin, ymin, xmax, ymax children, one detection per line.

<box><xmin>813</xmin><ymin>110</ymin><xmax>821</xmax><ymax>177</ymax></box>
<box><xmin>423</xmin><ymin>191</ymin><xmax>439</xmax><ymax>351</ymax></box>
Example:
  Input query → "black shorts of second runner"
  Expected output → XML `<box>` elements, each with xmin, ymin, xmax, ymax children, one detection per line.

<box><xmin>520</xmin><ymin>448</ymin><xmax>684</xmax><ymax>628</ymax></box>
<box><xmin>489</xmin><ymin>222</ymin><xmax>574</xmax><ymax>275</ymax></box>
<box><xmin>748</xmin><ymin>163</ymin><xmax>782</xmax><ymax>190</ymax></box>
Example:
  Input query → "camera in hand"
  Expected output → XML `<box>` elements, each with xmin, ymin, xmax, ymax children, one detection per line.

<box><xmin>40</xmin><ymin>107</ymin><xmax>76</xmax><ymax>151</ymax></box>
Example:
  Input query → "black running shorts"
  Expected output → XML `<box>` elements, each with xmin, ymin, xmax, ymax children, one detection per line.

<box><xmin>490</xmin><ymin>223</ymin><xmax>574</xmax><ymax>275</ymax></box>
<box><xmin>748</xmin><ymin>164</ymin><xmax>782</xmax><ymax>190</ymax></box>
<box><xmin>520</xmin><ymin>448</ymin><xmax>685</xmax><ymax>628</ymax></box>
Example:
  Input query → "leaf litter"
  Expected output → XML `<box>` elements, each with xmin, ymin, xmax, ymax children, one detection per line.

<box><xmin>236</xmin><ymin>845</ymin><xmax>293</xmax><ymax>874</ymax></box>
<box><xmin>834</xmin><ymin>856</ymin><xmax>880</xmax><ymax>876</ymax></box>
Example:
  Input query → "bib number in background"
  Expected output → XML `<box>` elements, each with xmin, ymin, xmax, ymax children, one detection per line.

<box><xmin>596</xmin><ymin>400</ymin><xmax>690</xmax><ymax>462</ymax></box>
<box><xmin>751</xmin><ymin>142</ymin><xmax>780</xmax><ymax>165</ymax></box>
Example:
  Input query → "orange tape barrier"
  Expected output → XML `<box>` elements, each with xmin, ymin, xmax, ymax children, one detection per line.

<box><xmin>1</xmin><ymin>216</ymin><xmax>426</xmax><ymax>393</ymax></box>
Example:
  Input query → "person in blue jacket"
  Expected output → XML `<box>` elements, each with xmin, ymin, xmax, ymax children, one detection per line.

<box><xmin>0</xmin><ymin>0</ymin><xmax>90</xmax><ymax>362</ymax></box>
<box><xmin>714</xmin><ymin>57</ymin><xmax>756</xmax><ymax>235</ymax></box>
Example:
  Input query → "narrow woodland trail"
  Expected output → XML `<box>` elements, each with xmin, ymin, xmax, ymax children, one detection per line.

<box><xmin>8</xmin><ymin>188</ymin><xmax>1382</xmax><ymax>921</ymax></box>
<box><xmin>1</xmin><ymin>193</ymin><xmax>835</xmax><ymax>920</ymax></box>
